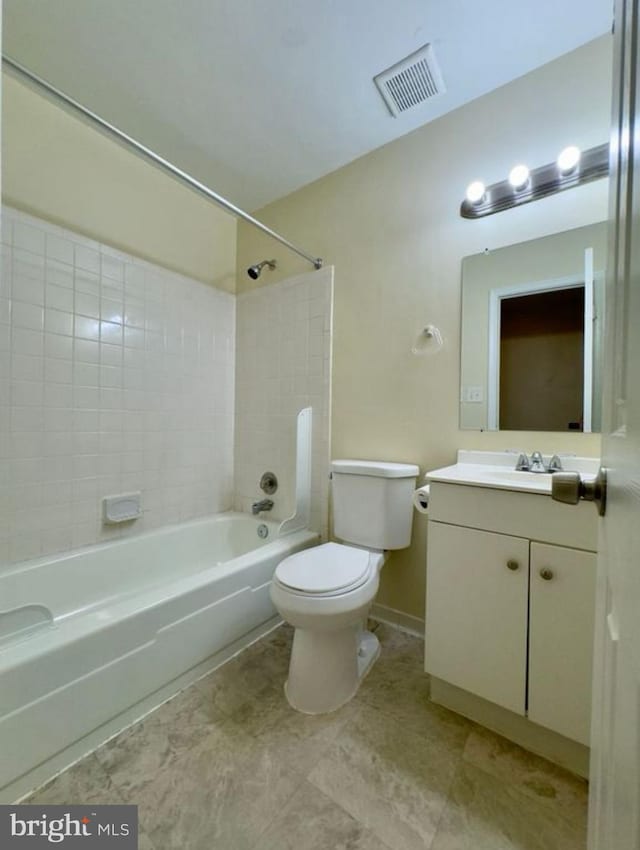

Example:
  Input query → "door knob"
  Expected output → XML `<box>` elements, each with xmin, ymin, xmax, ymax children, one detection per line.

<box><xmin>506</xmin><ymin>560</ymin><xmax>519</xmax><ymax>571</ymax></box>
<box><xmin>551</xmin><ymin>467</ymin><xmax>607</xmax><ymax>516</ymax></box>
<box><xmin>540</xmin><ymin>567</ymin><xmax>554</xmax><ymax>581</ymax></box>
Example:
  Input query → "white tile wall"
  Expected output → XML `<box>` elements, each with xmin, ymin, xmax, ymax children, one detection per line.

<box><xmin>0</xmin><ymin>207</ymin><xmax>235</xmax><ymax>564</ymax></box>
<box><xmin>234</xmin><ymin>268</ymin><xmax>333</xmax><ymax>537</ymax></box>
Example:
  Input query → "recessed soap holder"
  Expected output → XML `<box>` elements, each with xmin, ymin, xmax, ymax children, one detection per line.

<box><xmin>103</xmin><ymin>492</ymin><xmax>142</xmax><ymax>524</ymax></box>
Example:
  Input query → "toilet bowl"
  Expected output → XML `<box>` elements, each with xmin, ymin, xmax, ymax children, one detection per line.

<box><xmin>271</xmin><ymin>543</ymin><xmax>386</xmax><ymax>713</ymax></box>
<box><xmin>270</xmin><ymin>459</ymin><xmax>419</xmax><ymax>714</ymax></box>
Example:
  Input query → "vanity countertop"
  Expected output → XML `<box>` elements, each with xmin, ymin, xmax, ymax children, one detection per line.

<box><xmin>427</xmin><ymin>450</ymin><xmax>599</xmax><ymax>496</ymax></box>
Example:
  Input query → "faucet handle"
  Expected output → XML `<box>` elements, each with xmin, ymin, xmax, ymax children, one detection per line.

<box><xmin>547</xmin><ymin>454</ymin><xmax>563</xmax><ymax>473</ymax></box>
<box><xmin>529</xmin><ymin>451</ymin><xmax>546</xmax><ymax>473</ymax></box>
<box><xmin>515</xmin><ymin>453</ymin><xmax>530</xmax><ymax>471</ymax></box>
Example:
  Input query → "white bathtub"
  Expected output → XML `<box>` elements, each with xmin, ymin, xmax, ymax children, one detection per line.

<box><xmin>0</xmin><ymin>512</ymin><xmax>318</xmax><ymax>802</ymax></box>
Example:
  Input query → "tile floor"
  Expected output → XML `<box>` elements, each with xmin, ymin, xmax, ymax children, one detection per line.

<box><xmin>26</xmin><ymin>623</ymin><xmax>589</xmax><ymax>849</ymax></box>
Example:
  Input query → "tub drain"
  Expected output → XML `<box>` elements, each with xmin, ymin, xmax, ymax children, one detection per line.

<box><xmin>257</xmin><ymin>524</ymin><xmax>269</xmax><ymax>539</ymax></box>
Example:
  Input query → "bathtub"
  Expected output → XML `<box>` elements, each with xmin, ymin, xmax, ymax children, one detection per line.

<box><xmin>0</xmin><ymin>512</ymin><xmax>318</xmax><ymax>801</ymax></box>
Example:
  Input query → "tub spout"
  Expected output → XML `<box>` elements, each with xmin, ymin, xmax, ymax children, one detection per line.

<box><xmin>252</xmin><ymin>498</ymin><xmax>274</xmax><ymax>515</ymax></box>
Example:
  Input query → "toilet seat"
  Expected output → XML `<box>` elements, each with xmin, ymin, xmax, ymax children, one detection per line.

<box><xmin>274</xmin><ymin>542</ymin><xmax>375</xmax><ymax>596</ymax></box>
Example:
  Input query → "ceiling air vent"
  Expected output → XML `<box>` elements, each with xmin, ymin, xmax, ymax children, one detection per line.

<box><xmin>374</xmin><ymin>43</ymin><xmax>446</xmax><ymax>117</ymax></box>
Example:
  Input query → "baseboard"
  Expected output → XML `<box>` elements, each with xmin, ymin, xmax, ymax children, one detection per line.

<box><xmin>370</xmin><ymin>603</ymin><xmax>425</xmax><ymax>638</ymax></box>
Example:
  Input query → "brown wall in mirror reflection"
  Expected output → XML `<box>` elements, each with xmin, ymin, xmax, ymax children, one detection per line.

<box><xmin>500</xmin><ymin>287</ymin><xmax>585</xmax><ymax>431</ymax></box>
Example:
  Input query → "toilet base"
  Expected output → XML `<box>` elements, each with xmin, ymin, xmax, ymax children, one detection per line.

<box><xmin>284</xmin><ymin>626</ymin><xmax>380</xmax><ymax>714</ymax></box>
<box><xmin>357</xmin><ymin>629</ymin><xmax>381</xmax><ymax>679</ymax></box>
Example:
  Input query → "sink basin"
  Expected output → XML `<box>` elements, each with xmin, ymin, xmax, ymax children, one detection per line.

<box><xmin>427</xmin><ymin>464</ymin><xmax>555</xmax><ymax>494</ymax></box>
<box><xmin>469</xmin><ymin>468</ymin><xmax>555</xmax><ymax>486</ymax></box>
<box><xmin>426</xmin><ymin>452</ymin><xmax>599</xmax><ymax>496</ymax></box>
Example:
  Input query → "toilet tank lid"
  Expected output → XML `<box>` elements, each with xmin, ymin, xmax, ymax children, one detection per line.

<box><xmin>331</xmin><ymin>459</ymin><xmax>419</xmax><ymax>478</ymax></box>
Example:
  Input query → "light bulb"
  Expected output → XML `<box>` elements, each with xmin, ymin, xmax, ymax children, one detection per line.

<box><xmin>509</xmin><ymin>164</ymin><xmax>530</xmax><ymax>190</ymax></box>
<box><xmin>557</xmin><ymin>145</ymin><xmax>581</xmax><ymax>174</ymax></box>
<box><xmin>465</xmin><ymin>180</ymin><xmax>486</xmax><ymax>204</ymax></box>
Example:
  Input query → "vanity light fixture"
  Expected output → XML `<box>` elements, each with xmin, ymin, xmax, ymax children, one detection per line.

<box><xmin>508</xmin><ymin>164</ymin><xmax>530</xmax><ymax>190</ymax></box>
<box><xmin>557</xmin><ymin>145</ymin><xmax>581</xmax><ymax>174</ymax></box>
<box><xmin>460</xmin><ymin>142</ymin><xmax>609</xmax><ymax>219</ymax></box>
<box><xmin>465</xmin><ymin>180</ymin><xmax>486</xmax><ymax>204</ymax></box>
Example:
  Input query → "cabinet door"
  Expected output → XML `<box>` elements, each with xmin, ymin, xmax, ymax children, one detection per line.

<box><xmin>425</xmin><ymin>522</ymin><xmax>529</xmax><ymax>714</ymax></box>
<box><xmin>528</xmin><ymin>543</ymin><xmax>596</xmax><ymax>745</ymax></box>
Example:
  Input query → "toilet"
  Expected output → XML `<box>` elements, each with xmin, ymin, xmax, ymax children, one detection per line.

<box><xmin>270</xmin><ymin>459</ymin><xmax>419</xmax><ymax>714</ymax></box>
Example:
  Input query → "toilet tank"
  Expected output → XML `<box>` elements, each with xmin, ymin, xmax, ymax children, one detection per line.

<box><xmin>331</xmin><ymin>460</ymin><xmax>419</xmax><ymax>550</ymax></box>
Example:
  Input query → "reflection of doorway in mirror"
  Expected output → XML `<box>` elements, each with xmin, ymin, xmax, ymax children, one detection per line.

<box><xmin>499</xmin><ymin>287</ymin><xmax>585</xmax><ymax>431</ymax></box>
<box><xmin>487</xmin><ymin>254</ymin><xmax>598</xmax><ymax>432</ymax></box>
<box><xmin>459</xmin><ymin>223</ymin><xmax>607</xmax><ymax>432</ymax></box>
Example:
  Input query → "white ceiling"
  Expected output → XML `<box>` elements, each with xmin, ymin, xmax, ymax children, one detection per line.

<box><xmin>3</xmin><ymin>0</ymin><xmax>611</xmax><ymax>210</ymax></box>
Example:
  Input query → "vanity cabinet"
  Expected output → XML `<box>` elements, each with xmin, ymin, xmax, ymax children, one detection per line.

<box><xmin>528</xmin><ymin>543</ymin><xmax>596</xmax><ymax>746</ymax></box>
<box><xmin>426</xmin><ymin>523</ymin><xmax>529</xmax><ymax>715</ymax></box>
<box><xmin>425</xmin><ymin>484</ymin><xmax>597</xmax><ymax>748</ymax></box>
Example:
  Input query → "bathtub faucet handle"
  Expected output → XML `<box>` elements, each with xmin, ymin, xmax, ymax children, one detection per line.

<box><xmin>252</xmin><ymin>498</ymin><xmax>274</xmax><ymax>515</ymax></box>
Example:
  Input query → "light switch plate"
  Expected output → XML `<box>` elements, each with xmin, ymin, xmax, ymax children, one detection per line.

<box><xmin>463</xmin><ymin>386</ymin><xmax>484</xmax><ymax>403</ymax></box>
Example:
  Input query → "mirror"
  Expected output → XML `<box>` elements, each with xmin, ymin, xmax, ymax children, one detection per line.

<box><xmin>460</xmin><ymin>222</ymin><xmax>607</xmax><ymax>432</ymax></box>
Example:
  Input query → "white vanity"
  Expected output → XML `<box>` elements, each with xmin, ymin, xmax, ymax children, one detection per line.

<box><xmin>424</xmin><ymin>450</ymin><xmax>600</xmax><ymax>776</ymax></box>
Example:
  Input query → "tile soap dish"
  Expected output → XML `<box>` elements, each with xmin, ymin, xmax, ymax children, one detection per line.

<box><xmin>103</xmin><ymin>492</ymin><xmax>142</xmax><ymax>523</ymax></box>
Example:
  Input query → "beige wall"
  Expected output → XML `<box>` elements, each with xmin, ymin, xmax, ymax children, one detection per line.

<box><xmin>237</xmin><ymin>37</ymin><xmax>612</xmax><ymax>621</ymax></box>
<box><xmin>2</xmin><ymin>73</ymin><xmax>237</xmax><ymax>290</ymax></box>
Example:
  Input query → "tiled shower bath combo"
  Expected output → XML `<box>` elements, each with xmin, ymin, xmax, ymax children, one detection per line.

<box><xmin>0</xmin><ymin>206</ymin><xmax>332</xmax><ymax>802</ymax></box>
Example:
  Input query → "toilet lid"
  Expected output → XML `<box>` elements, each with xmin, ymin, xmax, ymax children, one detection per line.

<box><xmin>275</xmin><ymin>542</ymin><xmax>372</xmax><ymax>594</ymax></box>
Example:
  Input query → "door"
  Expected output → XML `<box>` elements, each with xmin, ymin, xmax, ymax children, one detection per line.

<box><xmin>528</xmin><ymin>543</ymin><xmax>596</xmax><ymax>746</ymax></box>
<box><xmin>425</xmin><ymin>523</ymin><xmax>529</xmax><ymax>714</ymax></box>
<box><xmin>588</xmin><ymin>0</ymin><xmax>640</xmax><ymax>846</ymax></box>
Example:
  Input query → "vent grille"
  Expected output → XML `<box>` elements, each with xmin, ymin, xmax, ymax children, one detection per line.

<box><xmin>374</xmin><ymin>44</ymin><xmax>446</xmax><ymax>117</ymax></box>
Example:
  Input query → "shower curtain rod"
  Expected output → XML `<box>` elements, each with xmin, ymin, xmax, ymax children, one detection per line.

<box><xmin>2</xmin><ymin>55</ymin><xmax>324</xmax><ymax>270</ymax></box>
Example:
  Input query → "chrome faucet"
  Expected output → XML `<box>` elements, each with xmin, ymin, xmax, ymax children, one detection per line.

<box><xmin>515</xmin><ymin>452</ymin><xmax>563</xmax><ymax>474</ymax></box>
<box><xmin>251</xmin><ymin>498</ymin><xmax>274</xmax><ymax>515</ymax></box>
<box><xmin>529</xmin><ymin>451</ymin><xmax>546</xmax><ymax>473</ymax></box>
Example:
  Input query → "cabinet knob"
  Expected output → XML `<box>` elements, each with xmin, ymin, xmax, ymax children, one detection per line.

<box><xmin>506</xmin><ymin>559</ymin><xmax>519</xmax><ymax>571</ymax></box>
<box><xmin>540</xmin><ymin>567</ymin><xmax>554</xmax><ymax>581</ymax></box>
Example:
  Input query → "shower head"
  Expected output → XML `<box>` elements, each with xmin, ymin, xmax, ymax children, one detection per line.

<box><xmin>247</xmin><ymin>259</ymin><xmax>276</xmax><ymax>280</ymax></box>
